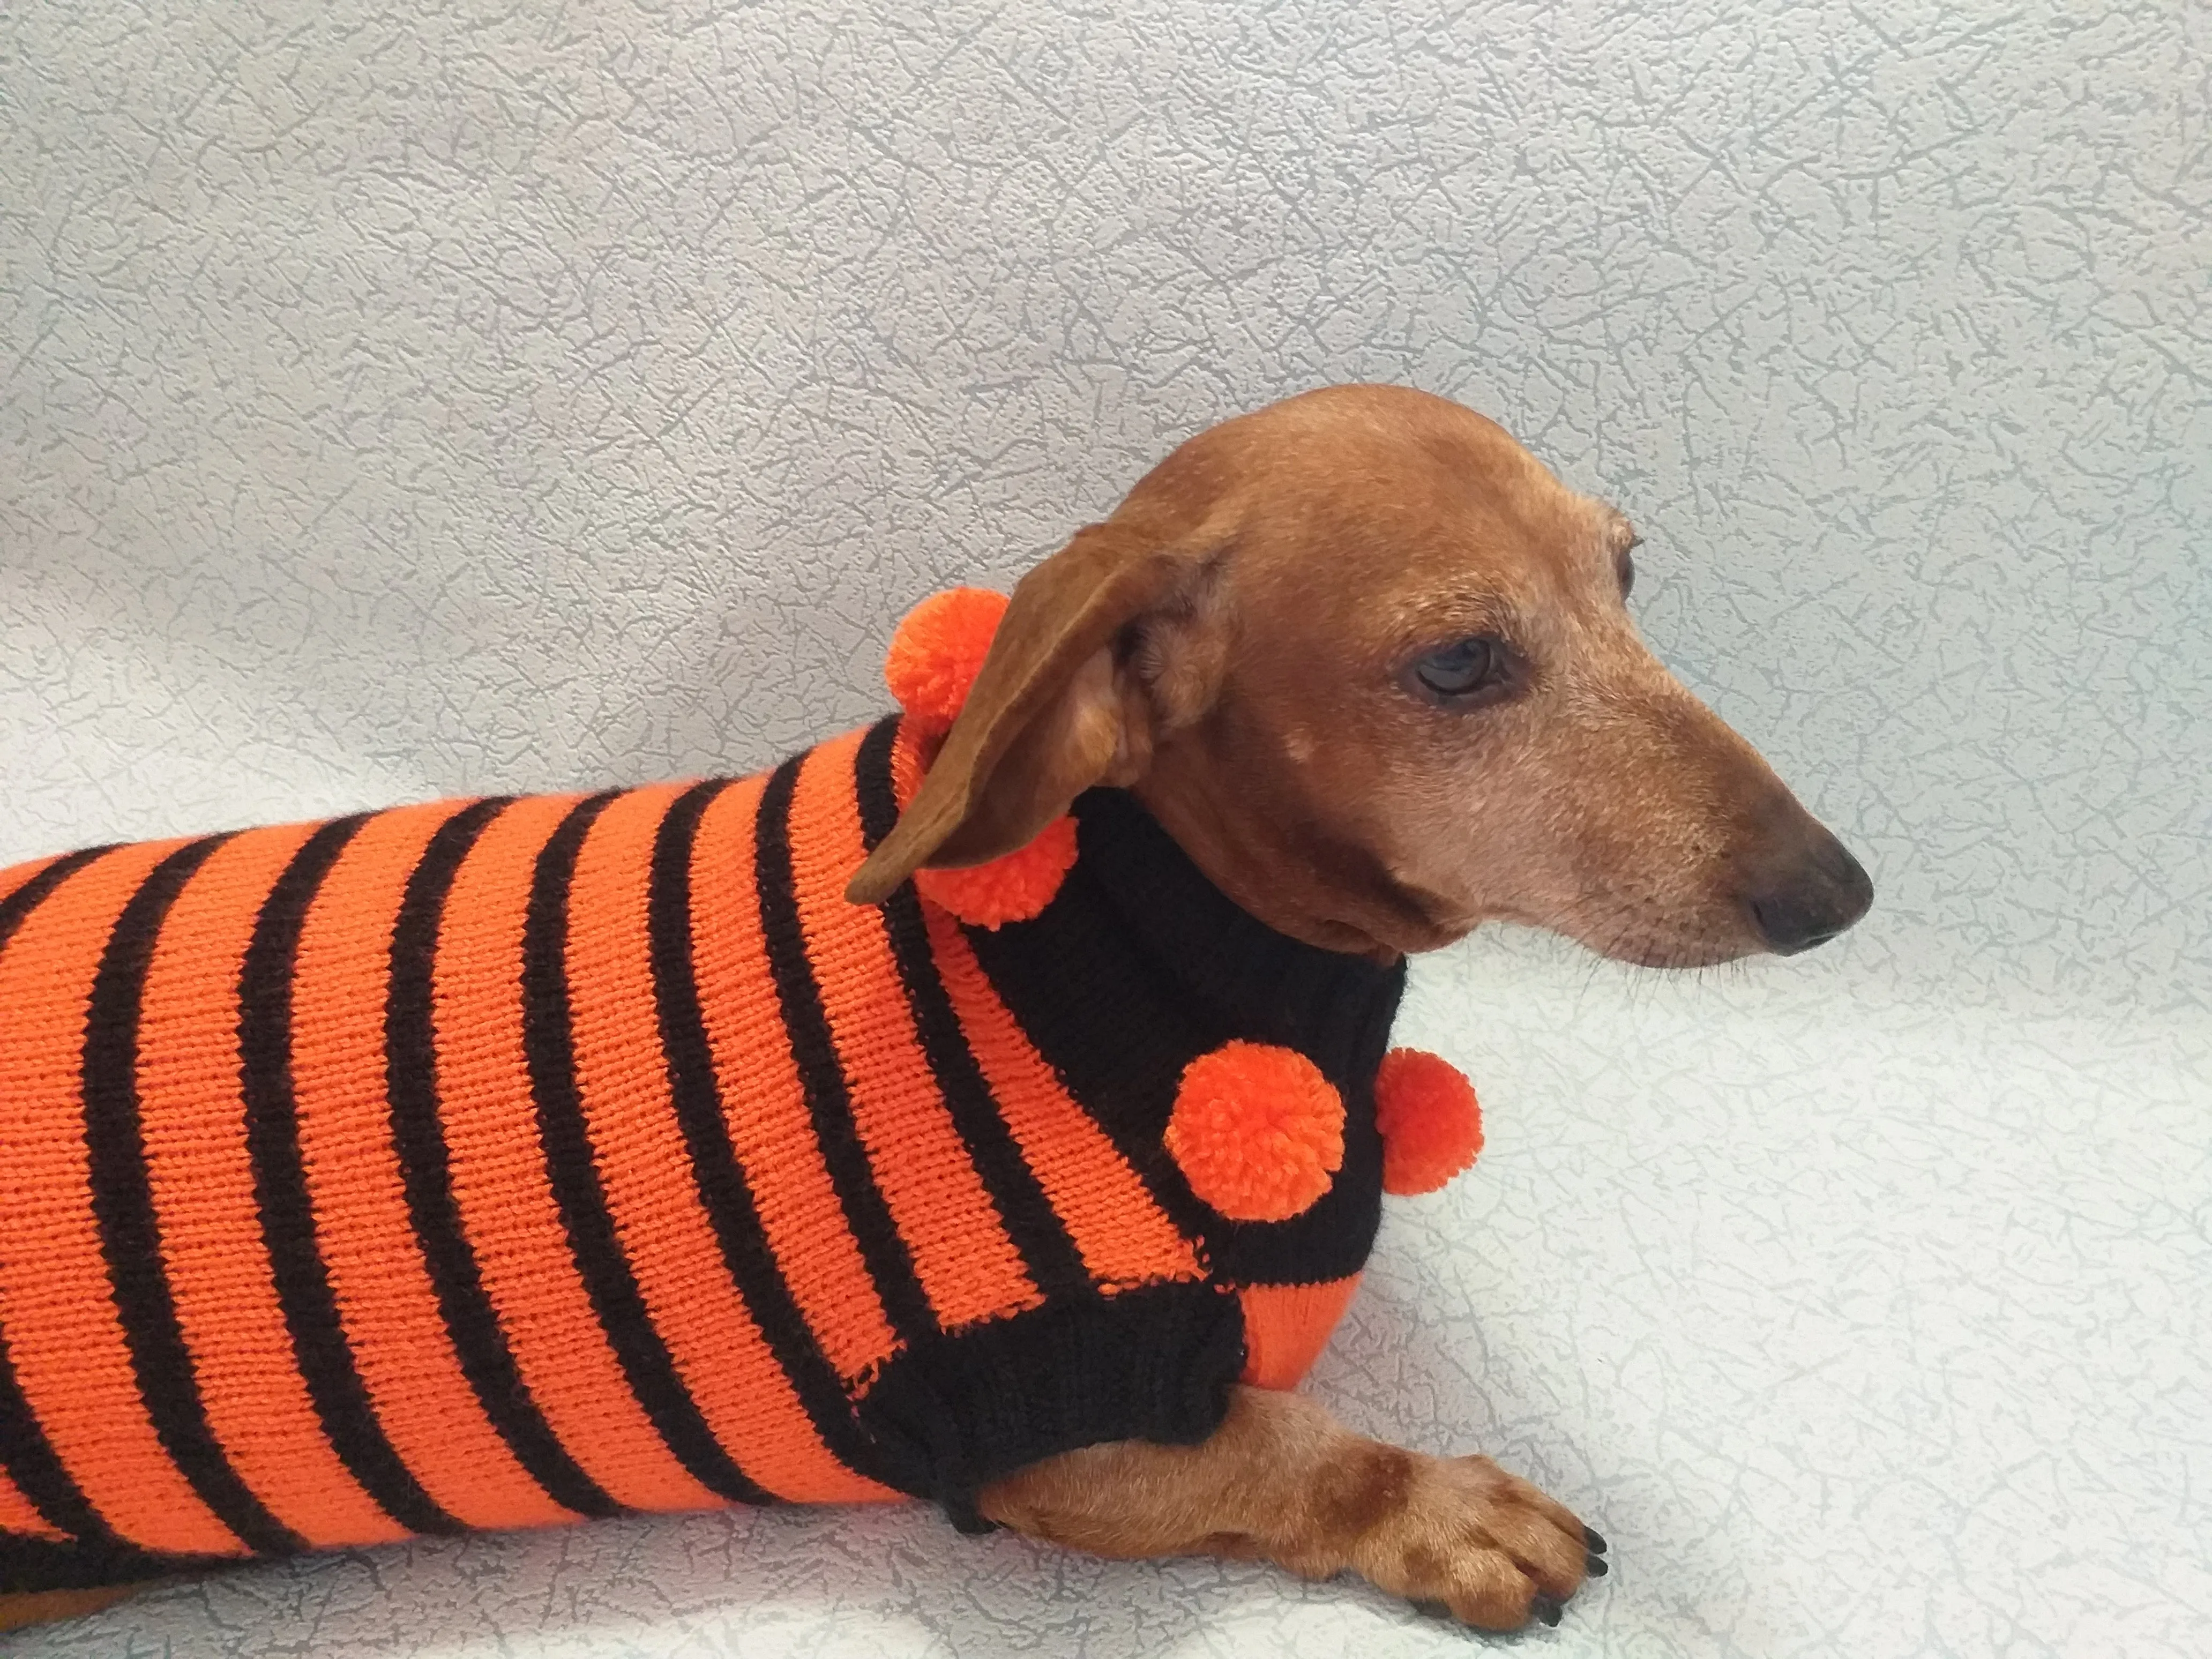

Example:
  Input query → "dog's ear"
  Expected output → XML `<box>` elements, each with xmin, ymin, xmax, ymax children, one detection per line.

<box><xmin>847</xmin><ymin>520</ymin><xmax>1227</xmax><ymax>903</ymax></box>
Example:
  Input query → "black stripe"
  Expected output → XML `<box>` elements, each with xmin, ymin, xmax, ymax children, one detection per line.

<box><xmin>81</xmin><ymin>833</ymin><xmax>307</xmax><ymax>1558</ymax></box>
<box><xmin>239</xmin><ymin>813</ymin><xmax>464</xmax><ymax>1539</ymax></box>
<box><xmin>0</xmin><ymin>1326</ymin><xmax>112</xmax><ymax>1545</ymax></box>
<box><xmin>383</xmin><ymin>799</ymin><xmax>619</xmax><ymax>1521</ymax></box>
<box><xmin>0</xmin><ymin>1528</ymin><xmax>238</xmax><ymax>1595</ymax></box>
<box><xmin>0</xmin><ymin>847</ymin><xmax>115</xmax><ymax>946</ymax></box>
<box><xmin>646</xmin><ymin>779</ymin><xmax>891</xmax><ymax>1486</ymax></box>
<box><xmin>754</xmin><ymin>757</ymin><xmax>938</xmax><ymax>1344</ymax></box>
<box><xmin>0</xmin><ymin>847</ymin><xmax>119</xmax><ymax>1542</ymax></box>
<box><xmin>519</xmin><ymin>791</ymin><xmax>775</xmax><ymax>1508</ymax></box>
<box><xmin>851</xmin><ymin>718</ymin><xmax>1093</xmax><ymax>1303</ymax></box>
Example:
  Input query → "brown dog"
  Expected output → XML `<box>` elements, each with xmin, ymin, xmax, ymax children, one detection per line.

<box><xmin>858</xmin><ymin>383</ymin><xmax>1871</xmax><ymax>1629</ymax></box>
<box><xmin>0</xmin><ymin>384</ymin><xmax>1868</xmax><ymax>1638</ymax></box>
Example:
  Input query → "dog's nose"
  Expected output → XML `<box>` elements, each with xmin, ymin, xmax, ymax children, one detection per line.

<box><xmin>1741</xmin><ymin>829</ymin><xmax>1874</xmax><ymax>955</ymax></box>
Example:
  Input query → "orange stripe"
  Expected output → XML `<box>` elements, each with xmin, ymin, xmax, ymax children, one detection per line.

<box><xmin>0</xmin><ymin>1468</ymin><xmax>64</xmax><ymax>1542</ymax></box>
<box><xmin>431</xmin><ymin>793</ymin><xmax>719</xmax><ymax>1514</ymax></box>
<box><xmin>290</xmin><ymin>800</ymin><xmax>574</xmax><ymax>1533</ymax></box>
<box><xmin>1238</xmin><ymin>1276</ymin><xmax>1361</xmax><ymax>1389</ymax></box>
<box><xmin>787</xmin><ymin>735</ymin><xmax>1040</xmax><ymax>1332</ymax></box>
<box><xmin>133</xmin><ymin>823</ymin><xmax>409</xmax><ymax>1550</ymax></box>
<box><xmin>0</xmin><ymin>837</ymin><xmax>246</xmax><ymax>1557</ymax></box>
<box><xmin>690</xmin><ymin>775</ymin><xmax>900</xmax><ymax>1382</ymax></box>
<box><xmin>0</xmin><ymin>853</ymin><xmax>64</xmax><ymax>909</ymax></box>
<box><xmin>920</xmin><ymin>903</ymin><xmax>1204</xmax><ymax>1290</ymax></box>
<box><xmin>564</xmin><ymin>783</ymin><xmax>894</xmax><ymax>1504</ymax></box>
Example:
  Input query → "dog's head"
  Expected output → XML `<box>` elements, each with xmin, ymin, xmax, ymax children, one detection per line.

<box><xmin>851</xmin><ymin>385</ymin><xmax>1871</xmax><ymax>966</ymax></box>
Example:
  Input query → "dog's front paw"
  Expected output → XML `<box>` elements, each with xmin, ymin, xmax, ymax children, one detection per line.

<box><xmin>1317</xmin><ymin>1449</ymin><xmax>1603</xmax><ymax>1631</ymax></box>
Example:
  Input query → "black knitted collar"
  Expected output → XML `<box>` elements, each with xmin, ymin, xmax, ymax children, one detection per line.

<box><xmin>1067</xmin><ymin>788</ymin><xmax>1407</xmax><ymax>1079</ymax></box>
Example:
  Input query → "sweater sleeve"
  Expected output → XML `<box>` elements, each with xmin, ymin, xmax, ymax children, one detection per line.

<box><xmin>851</xmin><ymin>1281</ymin><xmax>1245</xmax><ymax>1531</ymax></box>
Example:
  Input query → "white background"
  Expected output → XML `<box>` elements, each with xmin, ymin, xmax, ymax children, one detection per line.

<box><xmin>3</xmin><ymin>3</ymin><xmax>2207</xmax><ymax>1655</ymax></box>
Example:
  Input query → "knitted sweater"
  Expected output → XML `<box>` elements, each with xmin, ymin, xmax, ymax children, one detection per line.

<box><xmin>0</xmin><ymin>715</ymin><xmax>1415</xmax><ymax>1593</ymax></box>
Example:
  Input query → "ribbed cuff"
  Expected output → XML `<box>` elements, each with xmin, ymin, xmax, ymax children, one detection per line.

<box><xmin>856</xmin><ymin>1281</ymin><xmax>1245</xmax><ymax>1532</ymax></box>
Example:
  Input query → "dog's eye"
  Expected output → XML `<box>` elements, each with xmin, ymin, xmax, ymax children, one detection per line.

<box><xmin>1410</xmin><ymin>636</ymin><xmax>1506</xmax><ymax>700</ymax></box>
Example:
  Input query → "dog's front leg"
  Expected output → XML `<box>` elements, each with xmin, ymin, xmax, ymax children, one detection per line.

<box><xmin>977</xmin><ymin>1384</ymin><xmax>1602</xmax><ymax>1630</ymax></box>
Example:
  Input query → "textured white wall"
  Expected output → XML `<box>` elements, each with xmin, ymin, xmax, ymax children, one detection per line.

<box><xmin>2</xmin><ymin>6</ymin><xmax>2208</xmax><ymax>1657</ymax></box>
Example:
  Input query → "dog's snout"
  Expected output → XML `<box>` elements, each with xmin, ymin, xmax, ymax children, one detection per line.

<box><xmin>1739</xmin><ymin>827</ymin><xmax>1874</xmax><ymax>955</ymax></box>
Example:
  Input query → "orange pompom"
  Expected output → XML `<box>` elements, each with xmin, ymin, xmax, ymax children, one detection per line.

<box><xmin>1165</xmin><ymin>1042</ymin><xmax>1344</xmax><ymax>1222</ymax></box>
<box><xmin>1373</xmin><ymin>1048</ymin><xmax>1483</xmax><ymax>1197</ymax></box>
<box><xmin>911</xmin><ymin>815</ymin><xmax>1079</xmax><ymax>928</ymax></box>
<box><xmin>884</xmin><ymin>587</ymin><xmax>1010</xmax><ymax>736</ymax></box>
<box><xmin>882</xmin><ymin>595</ymin><xmax>1075</xmax><ymax>926</ymax></box>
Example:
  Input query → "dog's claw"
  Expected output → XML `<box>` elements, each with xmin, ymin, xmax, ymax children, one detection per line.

<box><xmin>1585</xmin><ymin>1552</ymin><xmax>1608</xmax><ymax>1578</ymax></box>
<box><xmin>1530</xmin><ymin>1593</ymin><xmax>1564</xmax><ymax>1627</ymax></box>
<box><xmin>1582</xmin><ymin>1525</ymin><xmax>1607</xmax><ymax>1555</ymax></box>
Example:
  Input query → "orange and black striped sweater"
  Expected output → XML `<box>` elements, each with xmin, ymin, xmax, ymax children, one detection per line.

<box><xmin>0</xmin><ymin>716</ymin><xmax>1408</xmax><ymax>1593</ymax></box>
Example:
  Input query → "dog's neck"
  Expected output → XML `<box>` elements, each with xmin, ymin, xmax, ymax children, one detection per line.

<box><xmin>1068</xmin><ymin>789</ymin><xmax>1407</xmax><ymax>1041</ymax></box>
<box><xmin>1125</xmin><ymin>778</ymin><xmax>1434</xmax><ymax>967</ymax></box>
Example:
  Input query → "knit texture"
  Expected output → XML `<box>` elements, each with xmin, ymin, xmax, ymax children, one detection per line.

<box><xmin>0</xmin><ymin>716</ymin><xmax>1407</xmax><ymax>1591</ymax></box>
